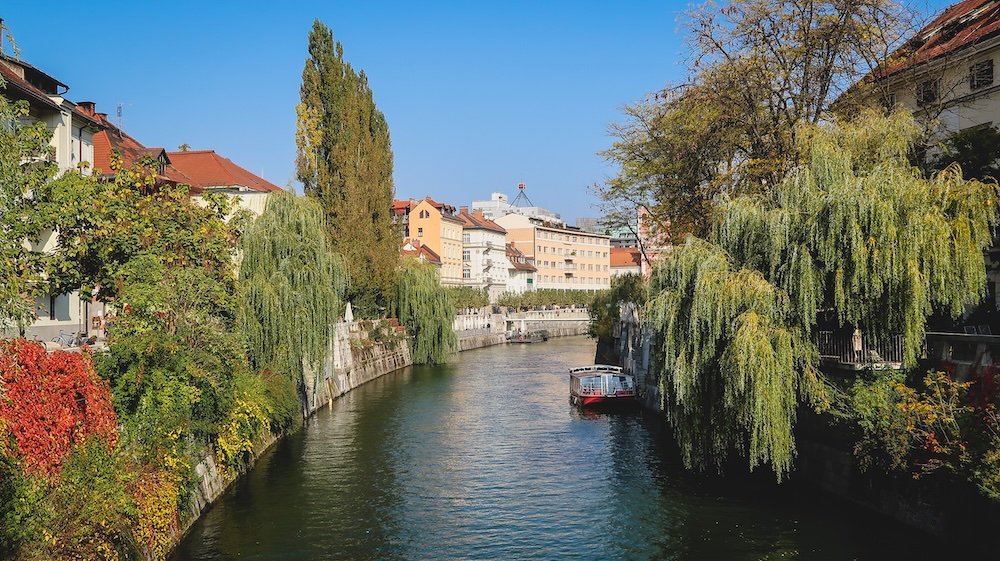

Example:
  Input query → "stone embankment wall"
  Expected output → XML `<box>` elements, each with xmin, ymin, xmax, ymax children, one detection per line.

<box><xmin>175</xmin><ymin>309</ymin><xmax>592</xmax><ymax>557</ymax></box>
<box><xmin>176</xmin><ymin>319</ymin><xmax>412</xmax><ymax>549</ymax></box>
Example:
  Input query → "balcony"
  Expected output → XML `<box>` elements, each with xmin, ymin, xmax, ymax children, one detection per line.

<box><xmin>563</xmin><ymin>263</ymin><xmax>577</xmax><ymax>271</ymax></box>
<box><xmin>484</xmin><ymin>259</ymin><xmax>494</xmax><ymax>269</ymax></box>
<box><xmin>817</xmin><ymin>331</ymin><xmax>904</xmax><ymax>371</ymax></box>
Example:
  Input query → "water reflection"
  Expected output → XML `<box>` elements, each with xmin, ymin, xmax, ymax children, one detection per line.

<box><xmin>175</xmin><ymin>337</ymin><xmax>955</xmax><ymax>561</ymax></box>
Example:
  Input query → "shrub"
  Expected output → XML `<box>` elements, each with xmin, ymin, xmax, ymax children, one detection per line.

<box><xmin>0</xmin><ymin>340</ymin><xmax>118</xmax><ymax>477</ymax></box>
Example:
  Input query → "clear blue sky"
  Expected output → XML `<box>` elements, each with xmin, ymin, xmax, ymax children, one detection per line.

<box><xmin>1</xmin><ymin>0</ymin><xmax>952</xmax><ymax>222</ymax></box>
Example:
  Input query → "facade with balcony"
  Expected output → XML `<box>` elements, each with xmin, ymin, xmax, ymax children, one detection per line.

<box><xmin>458</xmin><ymin>208</ymin><xmax>509</xmax><ymax>301</ymax></box>
<box><xmin>494</xmin><ymin>213</ymin><xmax>611</xmax><ymax>291</ymax></box>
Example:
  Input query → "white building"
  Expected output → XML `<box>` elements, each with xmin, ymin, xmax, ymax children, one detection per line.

<box><xmin>458</xmin><ymin>208</ymin><xmax>509</xmax><ymax>302</ymax></box>
<box><xmin>505</xmin><ymin>243</ymin><xmax>537</xmax><ymax>294</ymax></box>
<box><xmin>860</xmin><ymin>0</ymin><xmax>1000</xmax><ymax>137</ymax></box>
<box><xmin>471</xmin><ymin>191</ymin><xmax>565</xmax><ymax>226</ymax></box>
<box><xmin>1</xmin><ymin>54</ymin><xmax>103</xmax><ymax>342</ymax></box>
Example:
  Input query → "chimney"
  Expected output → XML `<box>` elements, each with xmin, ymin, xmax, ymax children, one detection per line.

<box><xmin>459</xmin><ymin>206</ymin><xmax>468</xmax><ymax>214</ymax></box>
<box><xmin>77</xmin><ymin>101</ymin><xmax>95</xmax><ymax>115</ymax></box>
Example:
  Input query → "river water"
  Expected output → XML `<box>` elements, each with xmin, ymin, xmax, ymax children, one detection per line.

<box><xmin>174</xmin><ymin>336</ymin><xmax>953</xmax><ymax>560</ymax></box>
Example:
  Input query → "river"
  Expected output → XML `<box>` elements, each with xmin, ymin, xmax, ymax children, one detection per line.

<box><xmin>174</xmin><ymin>336</ymin><xmax>955</xmax><ymax>560</ymax></box>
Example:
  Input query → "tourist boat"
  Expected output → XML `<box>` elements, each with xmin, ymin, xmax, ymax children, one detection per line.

<box><xmin>508</xmin><ymin>330</ymin><xmax>549</xmax><ymax>344</ymax></box>
<box><xmin>569</xmin><ymin>365</ymin><xmax>636</xmax><ymax>407</ymax></box>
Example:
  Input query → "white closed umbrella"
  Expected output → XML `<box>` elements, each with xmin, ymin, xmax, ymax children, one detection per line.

<box><xmin>344</xmin><ymin>302</ymin><xmax>354</xmax><ymax>323</ymax></box>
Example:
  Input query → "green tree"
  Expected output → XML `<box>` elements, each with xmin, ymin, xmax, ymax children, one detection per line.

<box><xmin>599</xmin><ymin>0</ymin><xmax>914</xmax><ymax>240</ymax></box>
<box><xmin>445</xmin><ymin>286</ymin><xmax>489</xmax><ymax>310</ymax></box>
<box><xmin>0</xmin><ymin>87</ymin><xmax>57</xmax><ymax>334</ymax></box>
<box><xmin>648</xmin><ymin>110</ymin><xmax>998</xmax><ymax>479</ymax></box>
<box><xmin>391</xmin><ymin>260</ymin><xmax>456</xmax><ymax>365</ymax></box>
<box><xmin>930</xmin><ymin>124</ymin><xmax>1000</xmax><ymax>182</ymax></box>
<box><xmin>237</xmin><ymin>192</ymin><xmax>347</xmax><ymax>423</ymax></box>
<box><xmin>297</xmin><ymin>19</ymin><xmax>398</xmax><ymax>318</ymax></box>
<box><xmin>43</xmin><ymin>157</ymin><xmax>240</xmax><ymax>302</ymax></box>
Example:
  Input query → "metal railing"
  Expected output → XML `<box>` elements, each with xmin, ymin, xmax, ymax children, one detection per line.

<box><xmin>817</xmin><ymin>331</ymin><xmax>905</xmax><ymax>368</ymax></box>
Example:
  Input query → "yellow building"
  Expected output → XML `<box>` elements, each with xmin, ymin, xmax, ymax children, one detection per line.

<box><xmin>494</xmin><ymin>213</ymin><xmax>611</xmax><ymax>290</ymax></box>
<box><xmin>392</xmin><ymin>197</ymin><xmax>464</xmax><ymax>286</ymax></box>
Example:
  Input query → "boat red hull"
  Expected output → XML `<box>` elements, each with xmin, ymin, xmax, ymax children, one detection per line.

<box><xmin>572</xmin><ymin>393</ymin><xmax>636</xmax><ymax>407</ymax></box>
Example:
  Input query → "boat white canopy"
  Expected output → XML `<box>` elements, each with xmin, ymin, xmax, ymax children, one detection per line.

<box><xmin>569</xmin><ymin>365</ymin><xmax>623</xmax><ymax>375</ymax></box>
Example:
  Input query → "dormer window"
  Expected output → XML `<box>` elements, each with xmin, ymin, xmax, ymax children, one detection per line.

<box><xmin>970</xmin><ymin>59</ymin><xmax>994</xmax><ymax>90</ymax></box>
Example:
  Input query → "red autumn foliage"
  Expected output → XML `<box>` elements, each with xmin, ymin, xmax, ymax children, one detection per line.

<box><xmin>0</xmin><ymin>339</ymin><xmax>118</xmax><ymax>477</ymax></box>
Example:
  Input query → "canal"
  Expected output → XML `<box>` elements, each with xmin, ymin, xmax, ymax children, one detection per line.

<box><xmin>175</xmin><ymin>337</ymin><xmax>955</xmax><ymax>560</ymax></box>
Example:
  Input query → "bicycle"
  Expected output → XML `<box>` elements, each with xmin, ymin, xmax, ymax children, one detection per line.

<box><xmin>52</xmin><ymin>330</ymin><xmax>86</xmax><ymax>348</ymax></box>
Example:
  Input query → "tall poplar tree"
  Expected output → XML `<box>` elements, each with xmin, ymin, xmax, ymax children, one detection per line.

<box><xmin>296</xmin><ymin>20</ymin><xmax>398</xmax><ymax>318</ymax></box>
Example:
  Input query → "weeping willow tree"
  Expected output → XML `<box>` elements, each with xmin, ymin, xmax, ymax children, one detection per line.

<box><xmin>391</xmin><ymin>260</ymin><xmax>457</xmax><ymax>365</ymax></box>
<box><xmin>650</xmin><ymin>109</ymin><xmax>999</xmax><ymax>480</ymax></box>
<box><xmin>237</xmin><ymin>193</ymin><xmax>347</xmax><ymax>415</ymax></box>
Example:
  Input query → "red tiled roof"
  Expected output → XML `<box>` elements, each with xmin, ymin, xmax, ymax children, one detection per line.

<box><xmin>400</xmin><ymin>239</ymin><xmax>442</xmax><ymax>265</ymax></box>
<box><xmin>391</xmin><ymin>196</ymin><xmax>459</xmax><ymax>216</ymax></box>
<box><xmin>391</xmin><ymin>199</ymin><xmax>412</xmax><ymax>216</ymax></box>
<box><xmin>879</xmin><ymin>0</ymin><xmax>1000</xmax><ymax>78</ymax></box>
<box><xmin>0</xmin><ymin>57</ymin><xmax>62</xmax><ymax>111</ymax></box>
<box><xmin>457</xmin><ymin>209</ymin><xmax>506</xmax><ymax>233</ymax></box>
<box><xmin>167</xmin><ymin>150</ymin><xmax>281</xmax><ymax>194</ymax></box>
<box><xmin>611</xmin><ymin>247</ymin><xmax>642</xmax><ymax>268</ymax></box>
<box><xmin>81</xmin><ymin>105</ymin><xmax>190</xmax><ymax>183</ymax></box>
<box><xmin>506</xmin><ymin>243</ymin><xmax>537</xmax><ymax>272</ymax></box>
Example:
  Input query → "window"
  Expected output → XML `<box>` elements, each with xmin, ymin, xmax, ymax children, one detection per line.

<box><xmin>463</xmin><ymin>250</ymin><xmax>470</xmax><ymax>261</ymax></box>
<box><xmin>916</xmin><ymin>78</ymin><xmax>939</xmax><ymax>106</ymax></box>
<box><xmin>971</xmin><ymin>59</ymin><xmax>994</xmax><ymax>90</ymax></box>
<box><xmin>463</xmin><ymin>268</ymin><xmax>471</xmax><ymax>279</ymax></box>
<box><xmin>463</xmin><ymin>233</ymin><xmax>470</xmax><ymax>243</ymax></box>
<box><xmin>419</xmin><ymin>209</ymin><xmax>430</xmax><ymax>219</ymax></box>
<box><xmin>881</xmin><ymin>92</ymin><xmax>897</xmax><ymax>109</ymax></box>
<box><xmin>417</xmin><ymin>227</ymin><xmax>424</xmax><ymax>237</ymax></box>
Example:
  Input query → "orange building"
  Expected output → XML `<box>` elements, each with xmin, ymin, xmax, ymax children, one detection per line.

<box><xmin>391</xmin><ymin>197</ymin><xmax>464</xmax><ymax>286</ymax></box>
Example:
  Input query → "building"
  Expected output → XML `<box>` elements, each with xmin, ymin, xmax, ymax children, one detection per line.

<box><xmin>457</xmin><ymin>208</ymin><xmax>509</xmax><ymax>301</ymax></box>
<box><xmin>860</xmin><ymin>0</ymin><xmax>1000</xmax><ymax>326</ymax></box>
<box><xmin>167</xmin><ymin>150</ymin><xmax>281</xmax><ymax>216</ymax></box>
<box><xmin>472</xmin><ymin>191</ymin><xmax>564</xmax><ymax>226</ymax></box>
<box><xmin>391</xmin><ymin>197</ymin><xmax>464</xmax><ymax>286</ymax></box>
<box><xmin>1</xmin><ymin>53</ymin><xmax>103</xmax><ymax>341</ymax></box>
<box><xmin>862</xmin><ymin>0</ymin><xmax>1000</xmax><ymax>136</ymax></box>
<box><xmin>0</xmin><ymin>55</ymin><xmax>101</xmax><ymax>176</ymax></box>
<box><xmin>400</xmin><ymin>239</ymin><xmax>442</xmax><ymax>268</ymax></box>
<box><xmin>505</xmin><ymin>243</ymin><xmax>537</xmax><ymax>294</ymax></box>
<box><xmin>80</xmin><ymin>103</ymin><xmax>281</xmax><ymax>216</ymax></box>
<box><xmin>575</xmin><ymin>217</ymin><xmax>601</xmax><ymax>234</ymax></box>
<box><xmin>610</xmin><ymin>247</ymin><xmax>642</xmax><ymax>277</ymax></box>
<box><xmin>494</xmin><ymin>213</ymin><xmax>611</xmax><ymax>291</ymax></box>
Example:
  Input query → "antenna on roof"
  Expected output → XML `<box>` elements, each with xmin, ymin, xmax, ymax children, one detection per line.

<box><xmin>116</xmin><ymin>103</ymin><xmax>123</xmax><ymax>130</ymax></box>
<box><xmin>511</xmin><ymin>181</ymin><xmax>535</xmax><ymax>208</ymax></box>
